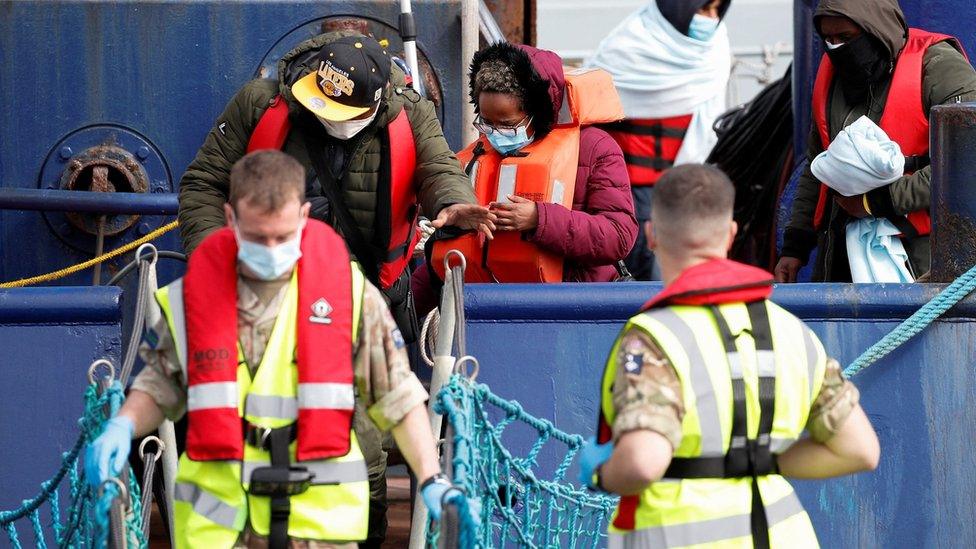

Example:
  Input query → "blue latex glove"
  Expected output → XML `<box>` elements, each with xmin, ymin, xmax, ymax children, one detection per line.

<box><xmin>85</xmin><ymin>416</ymin><xmax>134</xmax><ymax>489</ymax></box>
<box><xmin>422</xmin><ymin>480</ymin><xmax>482</xmax><ymax>528</ymax></box>
<box><xmin>422</xmin><ymin>480</ymin><xmax>456</xmax><ymax>521</ymax></box>
<box><xmin>578</xmin><ymin>436</ymin><xmax>614</xmax><ymax>488</ymax></box>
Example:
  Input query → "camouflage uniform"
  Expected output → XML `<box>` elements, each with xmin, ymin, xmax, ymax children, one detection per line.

<box><xmin>609</xmin><ymin>327</ymin><xmax>860</xmax><ymax>448</ymax></box>
<box><xmin>132</xmin><ymin>273</ymin><xmax>427</xmax><ymax>548</ymax></box>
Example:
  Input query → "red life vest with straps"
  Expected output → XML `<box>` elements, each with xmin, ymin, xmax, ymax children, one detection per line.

<box><xmin>811</xmin><ymin>28</ymin><xmax>965</xmax><ymax>235</ymax></box>
<box><xmin>596</xmin><ymin>258</ymin><xmax>774</xmax><ymax>530</ymax></box>
<box><xmin>247</xmin><ymin>95</ymin><xmax>419</xmax><ymax>290</ymax></box>
<box><xmin>183</xmin><ymin>219</ymin><xmax>356</xmax><ymax>462</ymax></box>
<box><xmin>602</xmin><ymin>115</ymin><xmax>694</xmax><ymax>186</ymax></box>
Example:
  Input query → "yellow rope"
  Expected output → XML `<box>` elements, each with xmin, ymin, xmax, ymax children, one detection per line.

<box><xmin>0</xmin><ymin>220</ymin><xmax>180</xmax><ymax>289</ymax></box>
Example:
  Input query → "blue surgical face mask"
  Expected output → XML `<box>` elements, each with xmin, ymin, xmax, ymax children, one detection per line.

<box><xmin>485</xmin><ymin>125</ymin><xmax>535</xmax><ymax>155</ymax></box>
<box><xmin>688</xmin><ymin>13</ymin><xmax>720</xmax><ymax>42</ymax></box>
<box><xmin>234</xmin><ymin>223</ymin><xmax>304</xmax><ymax>280</ymax></box>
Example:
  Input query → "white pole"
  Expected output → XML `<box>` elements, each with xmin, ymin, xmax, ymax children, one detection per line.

<box><xmin>460</xmin><ymin>0</ymin><xmax>479</xmax><ymax>145</ymax></box>
<box><xmin>399</xmin><ymin>0</ymin><xmax>423</xmax><ymax>94</ymax></box>
<box><xmin>408</xmin><ymin>268</ymin><xmax>459</xmax><ymax>549</ymax></box>
<box><xmin>157</xmin><ymin>420</ymin><xmax>178</xmax><ymax>541</ymax></box>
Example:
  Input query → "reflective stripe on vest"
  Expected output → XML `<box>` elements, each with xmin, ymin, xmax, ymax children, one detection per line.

<box><xmin>297</xmin><ymin>383</ymin><xmax>355</xmax><ymax>410</ymax></box>
<box><xmin>600</xmin><ymin>300</ymin><xmax>827</xmax><ymax>544</ymax></box>
<box><xmin>174</xmin><ymin>482</ymin><xmax>247</xmax><ymax>531</ymax></box>
<box><xmin>607</xmin><ymin>491</ymin><xmax>806</xmax><ymax>549</ymax></box>
<box><xmin>810</xmin><ymin>29</ymin><xmax>965</xmax><ymax>235</ymax></box>
<box><xmin>187</xmin><ymin>382</ymin><xmax>238</xmax><ymax>411</ymax></box>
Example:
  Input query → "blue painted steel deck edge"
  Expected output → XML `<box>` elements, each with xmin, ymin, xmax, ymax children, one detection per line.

<box><xmin>465</xmin><ymin>283</ymin><xmax>976</xmax><ymax>321</ymax></box>
<box><xmin>0</xmin><ymin>287</ymin><xmax>122</xmax><ymax>324</ymax></box>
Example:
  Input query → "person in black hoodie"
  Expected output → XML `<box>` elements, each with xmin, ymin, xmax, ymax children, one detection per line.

<box><xmin>776</xmin><ymin>0</ymin><xmax>976</xmax><ymax>282</ymax></box>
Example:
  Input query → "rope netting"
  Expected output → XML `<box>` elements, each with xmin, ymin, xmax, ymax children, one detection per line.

<box><xmin>426</xmin><ymin>373</ymin><xmax>617</xmax><ymax>548</ymax></box>
<box><xmin>0</xmin><ymin>376</ymin><xmax>147</xmax><ymax>549</ymax></box>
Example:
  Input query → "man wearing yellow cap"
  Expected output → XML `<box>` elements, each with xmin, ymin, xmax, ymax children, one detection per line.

<box><xmin>177</xmin><ymin>31</ymin><xmax>493</xmax><ymax>547</ymax></box>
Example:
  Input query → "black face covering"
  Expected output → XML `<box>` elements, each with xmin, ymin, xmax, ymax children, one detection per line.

<box><xmin>825</xmin><ymin>33</ymin><xmax>891</xmax><ymax>104</ymax></box>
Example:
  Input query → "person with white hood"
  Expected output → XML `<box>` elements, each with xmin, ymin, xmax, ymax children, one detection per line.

<box><xmin>587</xmin><ymin>0</ymin><xmax>732</xmax><ymax>280</ymax></box>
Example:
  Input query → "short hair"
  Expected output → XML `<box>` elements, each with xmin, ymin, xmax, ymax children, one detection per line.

<box><xmin>473</xmin><ymin>59</ymin><xmax>526</xmax><ymax>111</ymax></box>
<box><xmin>229</xmin><ymin>150</ymin><xmax>305</xmax><ymax>212</ymax></box>
<box><xmin>651</xmin><ymin>164</ymin><xmax>735</xmax><ymax>249</ymax></box>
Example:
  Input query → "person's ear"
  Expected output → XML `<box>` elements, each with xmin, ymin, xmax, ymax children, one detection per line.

<box><xmin>300</xmin><ymin>201</ymin><xmax>311</xmax><ymax>222</ymax></box>
<box><xmin>644</xmin><ymin>221</ymin><xmax>657</xmax><ymax>251</ymax></box>
<box><xmin>224</xmin><ymin>203</ymin><xmax>235</xmax><ymax>228</ymax></box>
<box><xmin>726</xmin><ymin>220</ymin><xmax>738</xmax><ymax>252</ymax></box>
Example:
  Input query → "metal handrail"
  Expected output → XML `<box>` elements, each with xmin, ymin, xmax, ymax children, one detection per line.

<box><xmin>0</xmin><ymin>188</ymin><xmax>178</xmax><ymax>215</ymax></box>
<box><xmin>479</xmin><ymin>0</ymin><xmax>506</xmax><ymax>45</ymax></box>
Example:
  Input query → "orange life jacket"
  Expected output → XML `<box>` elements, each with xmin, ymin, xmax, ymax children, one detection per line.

<box><xmin>431</xmin><ymin>68</ymin><xmax>626</xmax><ymax>283</ymax></box>
<box><xmin>602</xmin><ymin>114</ymin><xmax>694</xmax><ymax>186</ymax></box>
<box><xmin>248</xmin><ymin>95</ymin><xmax>419</xmax><ymax>290</ymax></box>
<box><xmin>811</xmin><ymin>28</ymin><xmax>965</xmax><ymax>236</ymax></box>
<box><xmin>183</xmin><ymin>220</ymin><xmax>355</xmax><ymax>462</ymax></box>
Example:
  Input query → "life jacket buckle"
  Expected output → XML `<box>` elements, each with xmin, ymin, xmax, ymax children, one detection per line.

<box><xmin>248</xmin><ymin>465</ymin><xmax>316</xmax><ymax>497</ymax></box>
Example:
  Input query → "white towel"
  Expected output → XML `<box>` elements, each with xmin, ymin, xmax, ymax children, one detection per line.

<box><xmin>811</xmin><ymin>116</ymin><xmax>905</xmax><ymax>197</ymax></box>
<box><xmin>846</xmin><ymin>217</ymin><xmax>915</xmax><ymax>283</ymax></box>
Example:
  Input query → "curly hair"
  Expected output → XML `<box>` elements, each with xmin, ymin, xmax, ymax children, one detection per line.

<box><xmin>472</xmin><ymin>59</ymin><xmax>526</xmax><ymax>110</ymax></box>
<box><xmin>468</xmin><ymin>43</ymin><xmax>557</xmax><ymax>139</ymax></box>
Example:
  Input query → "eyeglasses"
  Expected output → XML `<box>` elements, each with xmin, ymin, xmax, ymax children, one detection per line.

<box><xmin>473</xmin><ymin>115</ymin><xmax>532</xmax><ymax>137</ymax></box>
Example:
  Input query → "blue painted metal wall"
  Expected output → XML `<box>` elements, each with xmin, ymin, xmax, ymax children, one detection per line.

<box><xmin>0</xmin><ymin>0</ymin><xmax>463</xmax><ymax>288</ymax></box>
<box><xmin>465</xmin><ymin>282</ymin><xmax>976</xmax><ymax>547</ymax></box>
<box><xmin>0</xmin><ymin>288</ymin><xmax>122</xmax><ymax>512</ymax></box>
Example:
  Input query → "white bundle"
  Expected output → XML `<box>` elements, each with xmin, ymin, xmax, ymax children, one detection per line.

<box><xmin>811</xmin><ymin>116</ymin><xmax>905</xmax><ymax>197</ymax></box>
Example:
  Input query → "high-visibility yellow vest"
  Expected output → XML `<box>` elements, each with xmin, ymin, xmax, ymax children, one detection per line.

<box><xmin>156</xmin><ymin>267</ymin><xmax>369</xmax><ymax>548</ymax></box>
<box><xmin>601</xmin><ymin>300</ymin><xmax>827</xmax><ymax>549</ymax></box>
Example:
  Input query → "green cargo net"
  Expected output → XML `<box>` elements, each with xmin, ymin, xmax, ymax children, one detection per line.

<box><xmin>427</xmin><ymin>373</ymin><xmax>617</xmax><ymax>548</ymax></box>
<box><xmin>0</xmin><ymin>373</ymin><xmax>147</xmax><ymax>549</ymax></box>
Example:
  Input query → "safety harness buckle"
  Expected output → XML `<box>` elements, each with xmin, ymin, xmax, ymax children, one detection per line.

<box><xmin>248</xmin><ymin>466</ymin><xmax>316</xmax><ymax>497</ymax></box>
<box><xmin>244</xmin><ymin>422</ymin><xmax>297</xmax><ymax>451</ymax></box>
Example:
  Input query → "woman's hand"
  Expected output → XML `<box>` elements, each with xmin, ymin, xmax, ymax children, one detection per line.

<box><xmin>491</xmin><ymin>194</ymin><xmax>539</xmax><ymax>232</ymax></box>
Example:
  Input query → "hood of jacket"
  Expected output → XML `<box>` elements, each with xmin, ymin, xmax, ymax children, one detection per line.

<box><xmin>468</xmin><ymin>42</ymin><xmax>565</xmax><ymax>139</ymax></box>
<box><xmin>656</xmin><ymin>0</ymin><xmax>732</xmax><ymax>36</ymax></box>
<box><xmin>815</xmin><ymin>0</ymin><xmax>908</xmax><ymax>62</ymax></box>
<box><xmin>275</xmin><ymin>30</ymin><xmax>412</xmax><ymax>128</ymax></box>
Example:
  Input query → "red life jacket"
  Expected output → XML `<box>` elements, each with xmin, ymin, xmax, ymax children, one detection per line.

<box><xmin>248</xmin><ymin>95</ymin><xmax>419</xmax><ymax>290</ymax></box>
<box><xmin>183</xmin><ymin>219</ymin><xmax>356</xmax><ymax>462</ymax></box>
<box><xmin>596</xmin><ymin>258</ymin><xmax>774</xmax><ymax>530</ymax></box>
<box><xmin>811</xmin><ymin>28</ymin><xmax>965</xmax><ymax>235</ymax></box>
<box><xmin>602</xmin><ymin>115</ymin><xmax>694</xmax><ymax>186</ymax></box>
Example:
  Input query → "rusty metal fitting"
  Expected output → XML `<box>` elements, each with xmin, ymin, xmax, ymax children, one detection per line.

<box><xmin>59</xmin><ymin>145</ymin><xmax>150</xmax><ymax>236</ymax></box>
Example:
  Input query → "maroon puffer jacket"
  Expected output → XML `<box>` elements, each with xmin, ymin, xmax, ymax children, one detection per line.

<box><xmin>517</xmin><ymin>44</ymin><xmax>638</xmax><ymax>282</ymax></box>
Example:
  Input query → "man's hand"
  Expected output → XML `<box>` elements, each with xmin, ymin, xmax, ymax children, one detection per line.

<box><xmin>834</xmin><ymin>194</ymin><xmax>869</xmax><ymax>218</ymax></box>
<box><xmin>577</xmin><ymin>436</ymin><xmax>614</xmax><ymax>489</ymax></box>
<box><xmin>85</xmin><ymin>416</ymin><xmax>134</xmax><ymax>488</ymax></box>
<box><xmin>431</xmin><ymin>204</ymin><xmax>496</xmax><ymax>240</ymax></box>
<box><xmin>490</xmin><ymin>195</ymin><xmax>539</xmax><ymax>232</ymax></box>
<box><xmin>774</xmin><ymin>257</ymin><xmax>803</xmax><ymax>283</ymax></box>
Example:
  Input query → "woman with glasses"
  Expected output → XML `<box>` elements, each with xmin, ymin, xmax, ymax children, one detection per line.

<box><xmin>411</xmin><ymin>42</ymin><xmax>638</xmax><ymax>315</ymax></box>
